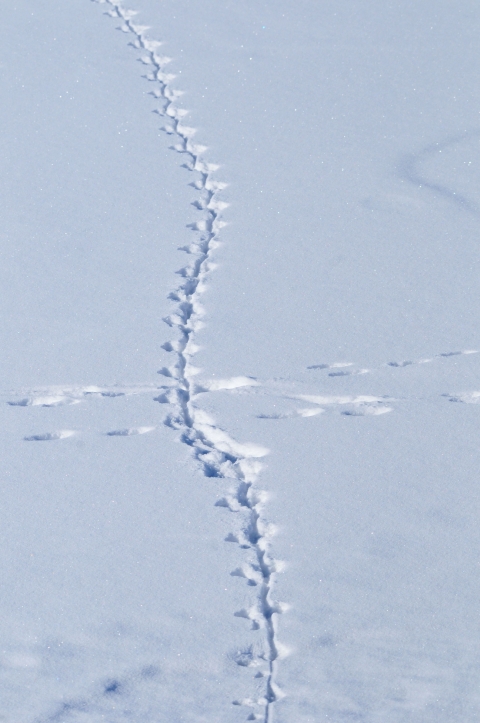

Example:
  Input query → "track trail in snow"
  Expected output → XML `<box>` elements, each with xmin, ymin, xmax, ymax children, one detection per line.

<box><xmin>7</xmin><ymin>2</ymin><xmax>480</xmax><ymax>718</ymax></box>
<box><xmin>5</xmin><ymin>342</ymin><xmax>480</xmax><ymax>432</ymax></box>
<box><xmin>307</xmin><ymin>347</ymin><xmax>479</xmax><ymax>376</ymax></box>
<box><xmin>87</xmin><ymin>1</ymin><xmax>286</xmax><ymax>719</ymax></box>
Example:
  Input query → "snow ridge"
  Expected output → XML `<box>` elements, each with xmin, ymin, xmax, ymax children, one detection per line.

<box><xmin>92</xmin><ymin>1</ymin><xmax>286</xmax><ymax>719</ymax></box>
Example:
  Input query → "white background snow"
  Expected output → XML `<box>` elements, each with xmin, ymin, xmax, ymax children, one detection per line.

<box><xmin>2</xmin><ymin>1</ymin><xmax>480</xmax><ymax>721</ymax></box>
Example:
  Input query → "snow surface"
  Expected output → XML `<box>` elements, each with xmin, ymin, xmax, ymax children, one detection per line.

<box><xmin>2</xmin><ymin>1</ymin><xmax>480</xmax><ymax>721</ymax></box>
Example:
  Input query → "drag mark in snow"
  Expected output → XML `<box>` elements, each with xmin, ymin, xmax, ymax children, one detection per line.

<box><xmin>92</xmin><ymin>1</ymin><xmax>284</xmax><ymax>718</ymax></box>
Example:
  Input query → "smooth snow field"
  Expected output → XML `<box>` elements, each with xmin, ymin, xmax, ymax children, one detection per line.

<box><xmin>2</xmin><ymin>1</ymin><xmax>480</xmax><ymax>721</ymax></box>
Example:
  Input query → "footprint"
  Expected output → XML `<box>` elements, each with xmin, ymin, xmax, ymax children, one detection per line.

<box><xmin>328</xmin><ymin>369</ymin><xmax>369</xmax><ymax>377</ymax></box>
<box><xmin>443</xmin><ymin>391</ymin><xmax>480</xmax><ymax>404</ymax></box>
<box><xmin>195</xmin><ymin>376</ymin><xmax>259</xmax><ymax>393</ymax></box>
<box><xmin>105</xmin><ymin>427</ymin><xmax>155</xmax><ymax>436</ymax></box>
<box><xmin>231</xmin><ymin>563</ymin><xmax>263</xmax><ymax>587</ymax></box>
<box><xmin>229</xmin><ymin>645</ymin><xmax>260</xmax><ymax>668</ymax></box>
<box><xmin>234</xmin><ymin>606</ymin><xmax>263</xmax><ymax>630</ymax></box>
<box><xmin>257</xmin><ymin>408</ymin><xmax>323</xmax><ymax>420</ymax></box>
<box><xmin>387</xmin><ymin>349</ymin><xmax>478</xmax><ymax>368</ymax></box>
<box><xmin>24</xmin><ymin>430</ymin><xmax>76</xmax><ymax>441</ymax></box>
<box><xmin>296</xmin><ymin>394</ymin><xmax>390</xmax><ymax>406</ymax></box>
<box><xmin>9</xmin><ymin>396</ymin><xmax>78</xmax><ymax>407</ymax></box>
<box><xmin>387</xmin><ymin>360</ymin><xmax>414</xmax><ymax>368</ymax></box>
<box><xmin>342</xmin><ymin>406</ymin><xmax>392</xmax><ymax>416</ymax></box>
<box><xmin>307</xmin><ymin>362</ymin><xmax>353</xmax><ymax>371</ymax></box>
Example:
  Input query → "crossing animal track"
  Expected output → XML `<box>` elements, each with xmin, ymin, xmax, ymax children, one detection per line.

<box><xmin>6</xmin><ymin>357</ymin><xmax>480</xmax><ymax>438</ymax></box>
<box><xmin>22</xmin><ymin>427</ymin><xmax>156</xmax><ymax>441</ymax></box>
<box><xmin>5</xmin><ymin>384</ymin><xmax>158</xmax><ymax>409</ymax></box>
<box><xmin>206</xmin><ymin>354</ymin><xmax>480</xmax><ymax>420</ymax></box>
<box><xmin>4</xmin><ymin>384</ymin><xmax>161</xmax><ymax>443</ymax></box>
<box><xmin>9</xmin><ymin>362</ymin><xmax>480</xmax><ymax>443</ymax></box>
<box><xmin>307</xmin><ymin>348</ymin><xmax>478</xmax><ymax>377</ymax></box>
<box><xmin>287</xmin><ymin>394</ymin><xmax>394</xmax><ymax>418</ymax></box>
<box><xmin>255</xmin><ymin>397</ymin><xmax>393</xmax><ymax>419</ymax></box>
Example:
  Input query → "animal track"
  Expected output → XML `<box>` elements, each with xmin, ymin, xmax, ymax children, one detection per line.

<box><xmin>328</xmin><ymin>368</ymin><xmax>369</xmax><ymax>377</ymax></box>
<box><xmin>341</xmin><ymin>405</ymin><xmax>392</xmax><ymax>416</ymax></box>
<box><xmin>308</xmin><ymin>349</ymin><xmax>478</xmax><ymax>377</ymax></box>
<box><xmin>257</xmin><ymin>407</ymin><xmax>324</xmax><ymax>420</ymax></box>
<box><xmin>91</xmin><ymin>1</ymin><xmax>284</xmax><ymax>719</ymax></box>
<box><xmin>246</xmin><ymin>356</ymin><xmax>480</xmax><ymax>420</ymax></box>
<box><xmin>387</xmin><ymin>360</ymin><xmax>414</xmax><ymax>368</ymax></box>
<box><xmin>105</xmin><ymin>426</ymin><xmax>155</xmax><ymax>436</ymax></box>
<box><xmin>23</xmin><ymin>428</ymin><xmax>156</xmax><ymax>441</ymax></box>
<box><xmin>26</xmin><ymin>4</ymin><xmax>480</xmax><ymax>719</ymax></box>
<box><xmin>290</xmin><ymin>394</ymin><xmax>394</xmax><ymax>418</ymax></box>
<box><xmin>24</xmin><ymin>430</ymin><xmax>76</xmax><ymax>442</ymax></box>
<box><xmin>194</xmin><ymin>376</ymin><xmax>259</xmax><ymax>393</ymax></box>
<box><xmin>4</xmin><ymin>384</ymin><xmax>161</xmax><ymax>441</ymax></box>
<box><xmin>443</xmin><ymin>391</ymin><xmax>480</xmax><ymax>404</ymax></box>
<box><xmin>5</xmin><ymin>384</ymin><xmax>159</xmax><ymax>409</ymax></box>
<box><xmin>9</xmin><ymin>395</ymin><xmax>80</xmax><ymax>407</ymax></box>
<box><xmin>307</xmin><ymin>361</ymin><xmax>354</xmax><ymax>371</ymax></box>
<box><xmin>307</xmin><ymin>362</ymin><xmax>370</xmax><ymax>377</ymax></box>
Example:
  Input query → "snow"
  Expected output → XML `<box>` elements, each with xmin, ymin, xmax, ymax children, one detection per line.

<box><xmin>2</xmin><ymin>0</ymin><xmax>480</xmax><ymax>721</ymax></box>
